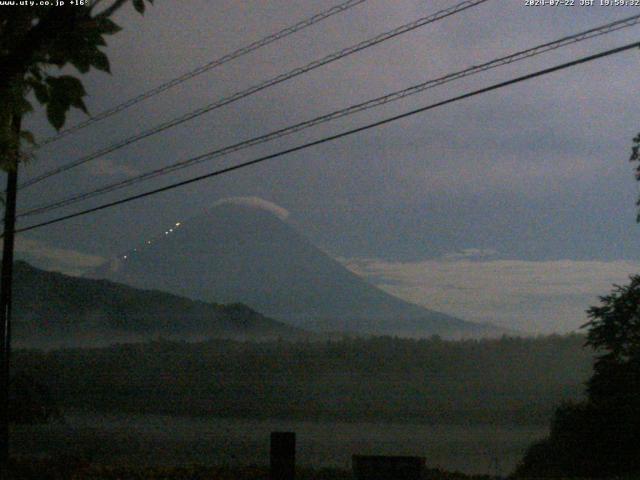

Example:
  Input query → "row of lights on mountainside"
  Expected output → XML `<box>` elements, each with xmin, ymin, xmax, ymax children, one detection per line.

<box><xmin>122</xmin><ymin>222</ymin><xmax>182</xmax><ymax>260</ymax></box>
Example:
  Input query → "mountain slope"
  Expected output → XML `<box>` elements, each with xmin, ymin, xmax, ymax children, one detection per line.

<box><xmin>13</xmin><ymin>261</ymin><xmax>305</xmax><ymax>348</ymax></box>
<box><xmin>92</xmin><ymin>200</ymin><xmax>500</xmax><ymax>338</ymax></box>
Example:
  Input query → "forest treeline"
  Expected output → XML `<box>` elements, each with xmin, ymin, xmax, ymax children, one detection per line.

<box><xmin>14</xmin><ymin>334</ymin><xmax>591</xmax><ymax>425</ymax></box>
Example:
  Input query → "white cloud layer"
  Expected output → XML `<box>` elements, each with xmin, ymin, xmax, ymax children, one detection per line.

<box><xmin>15</xmin><ymin>238</ymin><xmax>106</xmax><ymax>276</ymax></box>
<box><xmin>212</xmin><ymin>196</ymin><xmax>290</xmax><ymax>220</ymax></box>
<box><xmin>341</xmin><ymin>254</ymin><xmax>640</xmax><ymax>334</ymax></box>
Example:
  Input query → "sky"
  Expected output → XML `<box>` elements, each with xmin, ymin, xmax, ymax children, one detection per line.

<box><xmin>9</xmin><ymin>0</ymin><xmax>640</xmax><ymax>333</ymax></box>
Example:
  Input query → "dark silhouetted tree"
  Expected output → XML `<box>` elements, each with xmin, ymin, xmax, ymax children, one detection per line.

<box><xmin>1</xmin><ymin>0</ymin><xmax>155</xmax><ymax>160</ymax></box>
<box><xmin>515</xmin><ymin>277</ymin><xmax>640</xmax><ymax>478</ymax></box>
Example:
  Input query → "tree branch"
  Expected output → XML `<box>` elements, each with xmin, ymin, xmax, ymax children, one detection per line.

<box><xmin>94</xmin><ymin>0</ymin><xmax>130</xmax><ymax>19</ymax></box>
<box><xmin>0</xmin><ymin>8</ymin><xmax>66</xmax><ymax>94</ymax></box>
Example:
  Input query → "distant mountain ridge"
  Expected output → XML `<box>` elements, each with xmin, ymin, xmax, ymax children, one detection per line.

<box><xmin>13</xmin><ymin>261</ymin><xmax>305</xmax><ymax>349</ymax></box>
<box><xmin>92</xmin><ymin>199</ymin><xmax>502</xmax><ymax>338</ymax></box>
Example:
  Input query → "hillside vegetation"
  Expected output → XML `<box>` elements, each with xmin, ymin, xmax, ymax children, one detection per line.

<box><xmin>12</xmin><ymin>261</ymin><xmax>305</xmax><ymax>348</ymax></box>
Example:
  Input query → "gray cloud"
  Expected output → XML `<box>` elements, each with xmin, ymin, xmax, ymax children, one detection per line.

<box><xmin>86</xmin><ymin>158</ymin><xmax>141</xmax><ymax>177</ymax></box>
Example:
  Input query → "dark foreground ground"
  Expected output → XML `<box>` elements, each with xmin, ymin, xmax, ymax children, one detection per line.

<box><xmin>7</xmin><ymin>458</ymin><xmax>497</xmax><ymax>480</ymax></box>
<box><xmin>10</xmin><ymin>412</ymin><xmax>547</xmax><ymax>476</ymax></box>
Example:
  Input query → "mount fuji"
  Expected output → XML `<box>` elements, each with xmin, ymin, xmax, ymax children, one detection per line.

<box><xmin>91</xmin><ymin>198</ymin><xmax>501</xmax><ymax>338</ymax></box>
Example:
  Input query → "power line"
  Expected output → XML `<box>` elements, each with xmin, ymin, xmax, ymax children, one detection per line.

<box><xmin>12</xmin><ymin>40</ymin><xmax>640</xmax><ymax>236</ymax></box>
<box><xmin>18</xmin><ymin>0</ymin><xmax>489</xmax><ymax>190</ymax></box>
<box><xmin>19</xmin><ymin>13</ymin><xmax>640</xmax><ymax>216</ymax></box>
<box><xmin>18</xmin><ymin>13</ymin><xmax>640</xmax><ymax>218</ymax></box>
<box><xmin>33</xmin><ymin>0</ymin><xmax>370</xmax><ymax>149</ymax></box>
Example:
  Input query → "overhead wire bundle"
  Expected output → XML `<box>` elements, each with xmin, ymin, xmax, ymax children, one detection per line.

<box><xmin>13</xmin><ymin>39</ymin><xmax>640</xmax><ymax>236</ymax></box>
<box><xmin>18</xmin><ymin>12</ymin><xmax>640</xmax><ymax>220</ymax></box>
<box><xmin>18</xmin><ymin>0</ymin><xmax>490</xmax><ymax>190</ymax></box>
<box><xmin>33</xmin><ymin>0</ymin><xmax>370</xmax><ymax>149</ymax></box>
<box><xmin>7</xmin><ymin>2</ymin><xmax>640</xmax><ymax>236</ymax></box>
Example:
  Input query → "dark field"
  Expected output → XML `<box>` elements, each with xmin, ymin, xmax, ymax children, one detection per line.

<box><xmin>14</xmin><ymin>335</ymin><xmax>591</xmax><ymax>425</ymax></box>
<box><xmin>9</xmin><ymin>334</ymin><xmax>592</xmax><ymax>477</ymax></box>
<box><xmin>13</xmin><ymin>414</ymin><xmax>547</xmax><ymax>474</ymax></box>
<box><xmin>11</xmin><ymin>412</ymin><xmax>546</xmax><ymax>476</ymax></box>
<box><xmin>6</xmin><ymin>459</ymin><xmax>499</xmax><ymax>480</ymax></box>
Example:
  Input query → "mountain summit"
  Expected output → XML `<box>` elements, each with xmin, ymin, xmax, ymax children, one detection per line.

<box><xmin>93</xmin><ymin>198</ymin><xmax>499</xmax><ymax>338</ymax></box>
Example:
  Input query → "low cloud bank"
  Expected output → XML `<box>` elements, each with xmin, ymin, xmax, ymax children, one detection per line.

<box><xmin>341</xmin><ymin>254</ymin><xmax>640</xmax><ymax>334</ymax></box>
<box><xmin>15</xmin><ymin>238</ymin><xmax>105</xmax><ymax>276</ymax></box>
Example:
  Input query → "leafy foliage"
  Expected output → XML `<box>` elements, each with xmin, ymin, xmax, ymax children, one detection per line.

<box><xmin>631</xmin><ymin>132</ymin><xmax>640</xmax><ymax>221</ymax></box>
<box><xmin>42</xmin><ymin>75</ymin><xmax>88</xmax><ymax>130</ymax></box>
<box><xmin>584</xmin><ymin>276</ymin><xmax>640</xmax><ymax>366</ymax></box>
<box><xmin>515</xmin><ymin>277</ymin><xmax>640</xmax><ymax>478</ymax></box>
<box><xmin>0</xmin><ymin>0</ymin><xmax>153</xmax><ymax>170</ymax></box>
<box><xmin>518</xmin><ymin>137</ymin><xmax>640</xmax><ymax>477</ymax></box>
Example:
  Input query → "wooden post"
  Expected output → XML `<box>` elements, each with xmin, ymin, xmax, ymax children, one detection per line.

<box><xmin>270</xmin><ymin>431</ymin><xmax>295</xmax><ymax>480</ymax></box>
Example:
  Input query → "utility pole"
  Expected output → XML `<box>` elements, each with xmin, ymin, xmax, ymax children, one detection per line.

<box><xmin>0</xmin><ymin>114</ymin><xmax>21</xmax><ymax>470</ymax></box>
